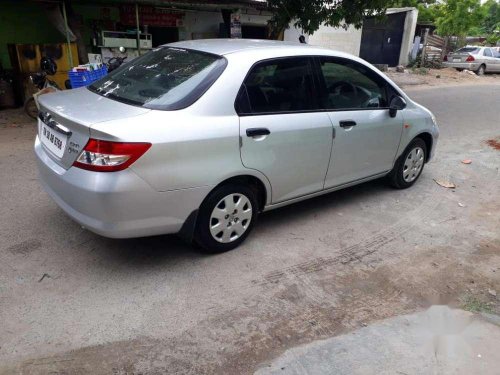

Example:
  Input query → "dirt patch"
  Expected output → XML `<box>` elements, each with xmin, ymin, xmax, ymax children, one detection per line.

<box><xmin>9</xmin><ymin>239</ymin><xmax>499</xmax><ymax>375</ymax></box>
<box><xmin>486</xmin><ymin>138</ymin><xmax>500</xmax><ymax>151</ymax></box>
<box><xmin>0</xmin><ymin>108</ymin><xmax>32</xmax><ymax>128</ymax></box>
<box><xmin>387</xmin><ymin>67</ymin><xmax>500</xmax><ymax>89</ymax></box>
<box><xmin>6</xmin><ymin>239</ymin><xmax>42</xmax><ymax>255</ymax></box>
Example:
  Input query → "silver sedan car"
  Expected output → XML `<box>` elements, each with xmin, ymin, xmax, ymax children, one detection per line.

<box><xmin>35</xmin><ymin>39</ymin><xmax>439</xmax><ymax>252</ymax></box>
<box><xmin>444</xmin><ymin>46</ymin><xmax>500</xmax><ymax>75</ymax></box>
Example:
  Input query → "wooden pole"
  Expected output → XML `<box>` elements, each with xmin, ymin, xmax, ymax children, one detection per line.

<box><xmin>420</xmin><ymin>28</ymin><xmax>429</xmax><ymax>67</ymax></box>
<box><xmin>135</xmin><ymin>3</ymin><xmax>141</xmax><ymax>56</ymax></box>
<box><xmin>441</xmin><ymin>36</ymin><xmax>449</xmax><ymax>61</ymax></box>
<box><xmin>62</xmin><ymin>1</ymin><xmax>74</xmax><ymax>67</ymax></box>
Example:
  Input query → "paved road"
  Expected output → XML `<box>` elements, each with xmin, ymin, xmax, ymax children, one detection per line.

<box><xmin>0</xmin><ymin>84</ymin><xmax>499</xmax><ymax>374</ymax></box>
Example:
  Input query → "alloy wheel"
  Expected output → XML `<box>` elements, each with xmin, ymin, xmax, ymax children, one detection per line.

<box><xmin>209</xmin><ymin>193</ymin><xmax>253</xmax><ymax>243</ymax></box>
<box><xmin>403</xmin><ymin>146</ymin><xmax>425</xmax><ymax>183</ymax></box>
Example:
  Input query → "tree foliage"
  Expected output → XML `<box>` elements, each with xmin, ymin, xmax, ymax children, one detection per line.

<box><xmin>265</xmin><ymin>0</ymin><xmax>500</xmax><ymax>43</ymax></box>
<box><xmin>390</xmin><ymin>0</ymin><xmax>439</xmax><ymax>24</ymax></box>
<box><xmin>266</xmin><ymin>0</ymin><xmax>390</xmax><ymax>39</ymax></box>
<box><xmin>480</xmin><ymin>0</ymin><xmax>500</xmax><ymax>35</ymax></box>
<box><xmin>435</xmin><ymin>0</ymin><xmax>483</xmax><ymax>37</ymax></box>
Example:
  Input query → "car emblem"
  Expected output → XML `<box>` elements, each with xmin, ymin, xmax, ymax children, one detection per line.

<box><xmin>38</xmin><ymin>111</ymin><xmax>52</xmax><ymax>125</ymax></box>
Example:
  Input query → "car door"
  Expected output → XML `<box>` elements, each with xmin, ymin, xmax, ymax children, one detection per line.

<box><xmin>315</xmin><ymin>56</ymin><xmax>404</xmax><ymax>188</ymax></box>
<box><xmin>237</xmin><ymin>57</ymin><xmax>333</xmax><ymax>203</ymax></box>
<box><xmin>483</xmin><ymin>48</ymin><xmax>500</xmax><ymax>72</ymax></box>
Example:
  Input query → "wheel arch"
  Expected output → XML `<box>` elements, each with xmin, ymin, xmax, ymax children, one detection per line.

<box><xmin>210</xmin><ymin>174</ymin><xmax>269</xmax><ymax>212</ymax></box>
<box><xmin>414</xmin><ymin>132</ymin><xmax>433</xmax><ymax>162</ymax></box>
<box><xmin>178</xmin><ymin>173</ymin><xmax>270</xmax><ymax>244</ymax></box>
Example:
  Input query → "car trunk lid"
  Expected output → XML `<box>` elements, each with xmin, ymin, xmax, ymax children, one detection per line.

<box><xmin>449</xmin><ymin>47</ymin><xmax>480</xmax><ymax>62</ymax></box>
<box><xmin>37</xmin><ymin>87</ymin><xmax>150</xmax><ymax>170</ymax></box>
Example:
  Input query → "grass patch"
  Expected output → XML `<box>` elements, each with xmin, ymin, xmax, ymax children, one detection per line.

<box><xmin>411</xmin><ymin>67</ymin><xmax>429</xmax><ymax>75</ymax></box>
<box><xmin>461</xmin><ymin>295</ymin><xmax>493</xmax><ymax>313</ymax></box>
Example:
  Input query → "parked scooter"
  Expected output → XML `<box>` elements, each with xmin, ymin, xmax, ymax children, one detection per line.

<box><xmin>106</xmin><ymin>56</ymin><xmax>127</xmax><ymax>72</ymax></box>
<box><xmin>24</xmin><ymin>57</ymin><xmax>60</xmax><ymax>119</ymax></box>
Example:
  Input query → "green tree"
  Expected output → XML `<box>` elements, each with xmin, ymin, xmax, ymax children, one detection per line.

<box><xmin>266</xmin><ymin>0</ymin><xmax>390</xmax><ymax>39</ymax></box>
<box><xmin>390</xmin><ymin>0</ymin><xmax>440</xmax><ymax>24</ymax></box>
<box><xmin>435</xmin><ymin>0</ymin><xmax>483</xmax><ymax>38</ymax></box>
<box><xmin>482</xmin><ymin>0</ymin><xmax>500</xmax><ymax>35</ymax></box>
<box><xmin>468</xmin><ymin>0</ymin><xmax>499</xmax><ymax>44</ymax></box>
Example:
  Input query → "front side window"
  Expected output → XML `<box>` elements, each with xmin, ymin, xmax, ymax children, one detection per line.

<box><xmin>237</xmin><ymin>57</ymin><xmax>318</xmax><ymax>114</ymax></box>
<box><xmin>89</xmin><ymin>47</ymin><xmax>227</xmax><ymax>110</ymax></box>
<box><xmin>318</xmin><ymin>57</ymin><xmax>388</xmax><ymax>110</ymax></box>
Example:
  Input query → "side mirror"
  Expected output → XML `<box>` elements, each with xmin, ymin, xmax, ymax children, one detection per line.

<box><xmin>389</xmin><ymin>96</ymin><xmax>407</xmax><ymax>118</ymax></box>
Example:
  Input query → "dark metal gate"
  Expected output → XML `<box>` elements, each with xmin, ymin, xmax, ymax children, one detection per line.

<box><xmin>360</xmin><ymin>12</ymin><xmax>406</xmax><ymax>67</ymax></box>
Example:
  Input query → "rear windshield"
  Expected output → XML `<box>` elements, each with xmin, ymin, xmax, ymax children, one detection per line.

<box><xmin>88</xmin><ymin>47</ymin><xmax>227</xmax><ymax>110</ymax></box>
<box><xmin>456</xmin><ymin>47</ymin><xmax>480</xmax><ymax>54</ymax></box>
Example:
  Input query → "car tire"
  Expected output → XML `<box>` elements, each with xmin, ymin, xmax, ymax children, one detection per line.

<box><xmin>388</xmin><ymin>138</ymin><xmax>427</xmax><ymax>189</ymax></box>
<box><xmin>194</xmin><ymin>183</ymin><xmax>259</xmax><ymax>253</ymax></box>
<box><xmin>476</xmin><ymin>64</ymin><xmax>485</xmax><ymax>76</ymax></box>
<box><xmin>24</xmin><ymin>97</ymin><xmax>38</xmax><ymax>119</ymax></box>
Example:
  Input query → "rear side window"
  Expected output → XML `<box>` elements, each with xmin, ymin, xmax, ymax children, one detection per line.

<box><xmin>456</xmin><ymin>47</ymin><xmax>480</xmax><ymax>54</ymax></box>
<box><xmin>484</xmin><ymin>48</ymin><xmax>492</xmax><ymax>57</ymax></box>
<box><xmin>89</xmin><ymin>47</ymin><xmax>227</xmax><ymax>110</ymax></box>
<box><xmin>237</xmin><ymin>57</ymin><xmax>318</xmax><ymax>115</ymax></box>
<box><xmin>317</xmin><ymin>57</ymin><xmax>388</xmax><ymax>110</ymax></box>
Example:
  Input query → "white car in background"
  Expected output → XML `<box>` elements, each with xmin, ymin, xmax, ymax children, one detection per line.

<box><xmin>444</xmin><ymin>46</ymin><xmax>500</xmax><ymax>75</ymax></box>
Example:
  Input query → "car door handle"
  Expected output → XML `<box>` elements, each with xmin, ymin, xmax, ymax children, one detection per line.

<box><xmin>339</xmin><ymin>120</ymin><xmax>357</xmax><ymax>128</ymax></box>
<box><xmin>246</xmin><ymin>128</ymin><xmax>271</xmax><ymax>137</ymax></box>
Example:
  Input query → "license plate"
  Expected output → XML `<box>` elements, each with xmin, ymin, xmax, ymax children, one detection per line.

<box><xmin>40</xmin><ymin>122</ymin><xmax>68</xmax><ymax>158</ymax></box>
<box><xmin>453</xmin><ymin>58</ymin><xmax>461</xmax><ymax>62</ymax></box>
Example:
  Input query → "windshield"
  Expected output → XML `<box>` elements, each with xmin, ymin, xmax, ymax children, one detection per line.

<box><xmin>89</xmin><ymin>47</ymin><xmax>227</xmax><ymax>110</ymax></box>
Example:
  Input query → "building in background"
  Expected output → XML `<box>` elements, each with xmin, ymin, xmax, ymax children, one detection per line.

<box><xmin>0</xmin><ymin>1</ymin><xmax>418</xmax><ymax>107</ymax></box>
<box><xmin>285</xmin><ymin>8</ymin><xmax>418</xmax><ymax>67</ymax></box>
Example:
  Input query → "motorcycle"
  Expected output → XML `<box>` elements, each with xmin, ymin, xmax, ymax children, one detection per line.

<box><xmin>24</xmin><ymin>57</ymin><xmax>61</xmax><ymax>119</ymax></box>
<box><xmin>106</xmin><ymin>55</ymin><xmax>127</xmax><ymax>72</ymax></box>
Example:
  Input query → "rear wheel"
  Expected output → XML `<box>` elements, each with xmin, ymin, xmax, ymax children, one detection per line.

<box><xmin>476</xmin><ymin>64</ymin><xmax>485</xmax><ymax>76</ymax></box>
<box><xmin>24</xmin><ymin>97</ymin><xmax>38</xmax><ymax>119</ymax></box>
<box><xmin>194</xmin><ymin>183</ymin><xmax>258</xmax><ymax>253</ymax></box>
<box><xmin>388</xmin><ymin>138</ymin><xmax>427</xmax><ymax>189</ymax></box>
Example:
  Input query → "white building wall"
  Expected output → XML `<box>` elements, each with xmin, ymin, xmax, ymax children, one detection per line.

<box><xmin>398</xmin><ymin>9</ymin><xmax>418</xmax><ymax>65</ymax></box>
<box><xmin>308</xmin><ymin>24</ymin><xmax>362</xmax><ymax>56</ymax></box>
<box><xmin>283</xmin><ymin>25</ymin><xmax>309</xmax><ymax>43</ymax></box>
<box><xmin>284</xmin><ymin>23</ymin><xmax>362</xmax><ymax>56</ymax></box>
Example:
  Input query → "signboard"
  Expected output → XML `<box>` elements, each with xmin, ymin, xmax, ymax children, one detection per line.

<box><xmin>120</xmin><ymin>5</ymin><xmax>183</xmax><ymax>27</ymax></box>
<box><xmin>230</xmin><ymin>11</ymin><xmax>242</xmax><ymax>39</ymax></box>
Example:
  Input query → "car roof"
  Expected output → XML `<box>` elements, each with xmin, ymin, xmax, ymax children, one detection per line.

<box><xmin>166</xmin><ymin>38</ymin><xmax>331</xmax><ymax>56</ymax></box>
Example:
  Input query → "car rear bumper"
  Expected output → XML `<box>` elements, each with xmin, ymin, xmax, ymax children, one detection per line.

<box><xmin>35</xmin><ymin>136</ymin><xmax>211</xmax><ymax>238</ymax></box>
<box><xmin>443</xmin><ymin>62</ymin><xmax>480</xmax><ymax>71</ymax></box>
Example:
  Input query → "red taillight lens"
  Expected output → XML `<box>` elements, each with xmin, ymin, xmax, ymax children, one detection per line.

<box><xmin>443</xmin><ymin>55</ymin><xmax>448</xmax><ymax>62</ymax></box>
<box><xmin>73</xmin><ymin>139</ymin><xmax>151</xmax><ymax>172</ymax></box>
<box><xmin>466</xmin><ymin>55</ymin><xmax>475</xmax><ymax>62</ymax></box>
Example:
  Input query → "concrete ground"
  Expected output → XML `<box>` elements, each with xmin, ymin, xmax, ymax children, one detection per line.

<box><xmin>0</xmin><ymin>84</ymin><xmax>499</xmax><ymax>374</ymax></box>
<box><xmin>256</xmin><ymin>307</ymin><xmax>500</xmax><ymax>375</ymax></box>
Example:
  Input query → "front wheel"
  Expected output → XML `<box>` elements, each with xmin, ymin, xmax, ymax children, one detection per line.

<box><xmin>388</xmin><ymin>138</ymin><xmax>427</xmax><ymax>189</ymax></box>
<box><xmin>194</xmin><ymin>184</ymin><xmax>259</xmax><ymax>253</ymax></box>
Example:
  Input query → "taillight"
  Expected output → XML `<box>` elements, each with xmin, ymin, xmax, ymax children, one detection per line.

<box><xmin>443</xmin><ymin>55</ymin><xmax>448</xmax><ymax>62</ymax></box>
<box><xmin>466</xmin><ymin>55</ymin><xmax>475</xmax><ymax>62</ymax></box>
<box><xmin>73</xmin><ymin>139</ymin><xmax>151</xmax><ymax>172</ymax></box>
